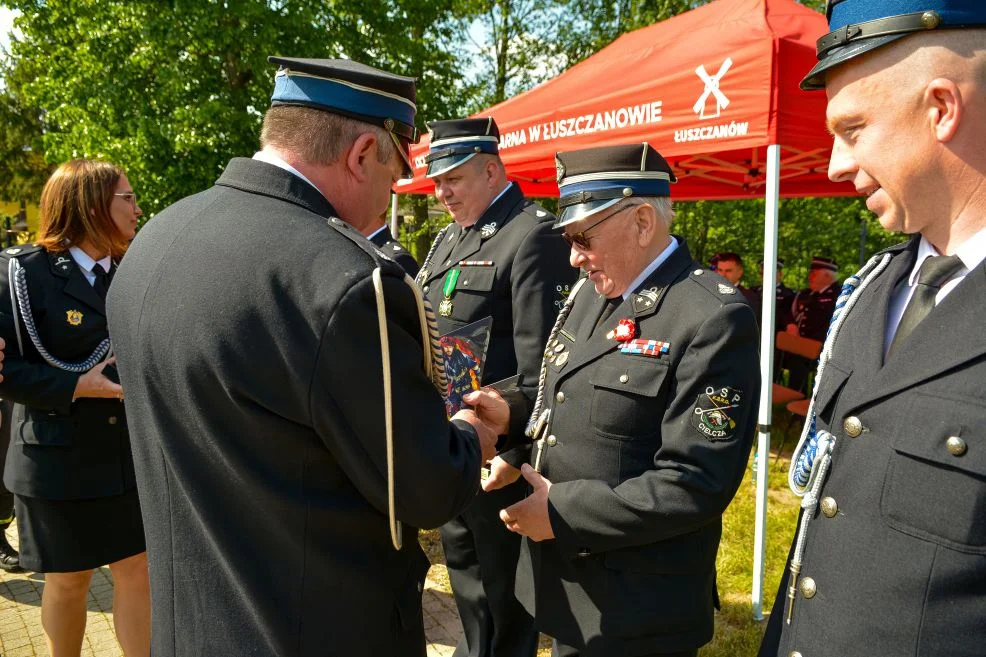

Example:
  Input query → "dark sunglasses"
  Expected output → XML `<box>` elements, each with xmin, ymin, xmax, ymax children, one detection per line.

<box><xmin>562</xmin><ymin>203</ymin><xmax>635</xmax><ymax>250</ymax></box>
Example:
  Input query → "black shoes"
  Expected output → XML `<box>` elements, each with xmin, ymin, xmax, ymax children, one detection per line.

<box><xmin>0</xmin><ymin>531</ymin><xmax>21</xmax><ymax>572</ymax></box>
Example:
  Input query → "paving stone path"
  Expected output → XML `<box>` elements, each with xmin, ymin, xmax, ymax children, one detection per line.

<box><xmin>0</xmin><ymin>526</ymin><xmax>465</xmax><ymax>657</ymax></box>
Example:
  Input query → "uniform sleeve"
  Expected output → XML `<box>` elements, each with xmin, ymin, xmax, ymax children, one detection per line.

<box><xmin>546</xmin><ymin>301</ymin><xmax>760</xmax><ymax>558</ymax></box>
<box><xmin>309</xmin><ymin>270</ymin><xmax>481</xmax><ymax>529</ymax></box>
<box><xmin>0</xmin><ymin>258</ymin><xmax>80</xmax><ymax>414</ymax></box>
<box><xmin>500</xmin><ymin>220</ymin><xmax>576</xmax><ymax>466</ymax></box>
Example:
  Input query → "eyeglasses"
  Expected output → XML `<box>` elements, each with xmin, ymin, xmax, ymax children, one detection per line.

<box><xmin>114</xmin><ymin>192</ymin><xmax>137</xmax><ymax>207</ymax></box>
<box><xmin>562</xmin><ymin>203</ymin><xmax>636</xmax><ymax>250</ymax></box>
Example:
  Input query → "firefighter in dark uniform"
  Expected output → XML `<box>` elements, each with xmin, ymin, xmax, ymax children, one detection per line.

<box><xmin>367</xmin><ymin>219</ymin><xmax>420</xmax><ymax>276</ymax></box>
<box><xmin>107</xmin><ymin>58</ymin><xmax>499</xmax><ymax>657</ymax></box>
<box><xmin>418</xmin><ymin>117</ymin><xmax>576</xmax><ymax>657</ymax></box>
<box><xmin>714</xmin><ymin>252</ymin><xmax>757</xmax><ymax>304</ymax></box>
<box><xmin>760</xmin><ymin>2</ymin><xmax>986</xmax><ymax>657</ymax></box>
<box><xmin>785</xmin><ymin>257</ymin><xmax>839</xmax><ymax>393</ymax></box>
<box><xmin>479</xmin><ymin>143</ymin><xmax>760</xmax><ymax>657</ymax></box>
<box><xmin>0</xmin><ymin>159</ymin><xmax>150</xmax><ymax>654</ymax></box>
<box><xmin>751</xmin><ymin>258</ymin><xmax>795</xmax><ymax>381</ymax></box>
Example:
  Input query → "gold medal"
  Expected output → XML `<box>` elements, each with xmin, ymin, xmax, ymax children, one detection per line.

<box><xmin>66</xmin><ymin>309</ymin><xmax>83</xmax><ymax>326</ymax></box>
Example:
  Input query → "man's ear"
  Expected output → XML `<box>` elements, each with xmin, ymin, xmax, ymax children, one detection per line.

<box><xmin>633</xmin><ymin>203</ymin><xmax>657</xmax><ymax>247</ymax></box>
<box><xmin>925</xmin><ymin>77</ymin><xmax>962</xmax><ymax>143</ymax></box>
<box><xmin>346</xmin><ymin>133</ymin><xmax>379</xmax><ymax>183</ymax></box>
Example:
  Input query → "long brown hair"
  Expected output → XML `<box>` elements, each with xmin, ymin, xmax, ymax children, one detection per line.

<box><xmin>36</xmin><ymin>159</ymin><xmax>131</xmax><ymax>258</ymax></box>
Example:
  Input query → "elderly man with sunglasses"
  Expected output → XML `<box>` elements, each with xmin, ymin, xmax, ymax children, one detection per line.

<box><xmin>475</xmin><ymin>143</ymin><xmax>760</xmax><ymax>657</ymax></box>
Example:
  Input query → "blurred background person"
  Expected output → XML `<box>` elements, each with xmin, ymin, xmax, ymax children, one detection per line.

<box><xmin>0</xmin><ymin>159</ymin><xmax>149</xmax><ymax>657</ymax></box>
<box><xmin>715</xmin><ymin>251</ymin><xmax>756</xmax><ymax>303</ymax></box>
<box><xmin>786</xmin><ymin>256</ymin><xmax>839</xmax><ymax>392</ymax></box>
<box><xmin>364</xmin><ymin>203</ymin><xmax>420</xmax><ymax>276</ymax></box>
<box><xmin>751</xmin><ymin>258</ymin><xmax>795</xmax><ymax>381</ymax></box>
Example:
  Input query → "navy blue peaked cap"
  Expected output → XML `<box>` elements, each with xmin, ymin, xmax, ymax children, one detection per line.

<box><xmin>802</xmin><ymin>0</ymin><xmax>986</xmax><ymax>90</ymax></box>
<box><xmin>554</xmin><ymin>143</ymin><xmax>676</xmax><ymax>228</ymax></box>
<box><xmin>268</xmin><ymin>56</ymin><xmax>419</xmax><ymax>177</ymax></box>
<box><xmin>425</xmin><ymin>118</ymin><xmax>501</xmax><ymax>178</ymax></box>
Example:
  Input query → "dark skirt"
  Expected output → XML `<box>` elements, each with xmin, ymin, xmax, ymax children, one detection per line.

<box><xmin>14</xmin><ymin>489</ymin><xmax>146</xmax><ymax>573</ymax></box>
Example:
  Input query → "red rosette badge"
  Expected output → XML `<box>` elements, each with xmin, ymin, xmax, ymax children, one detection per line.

<box><xmin>613</xmin><ymin>318</ymin><xmax>636</xmax><ymax>342</ymax></box>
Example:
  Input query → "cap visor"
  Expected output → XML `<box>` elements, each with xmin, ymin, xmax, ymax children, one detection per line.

<box><xmin>800</xmin><ymin>34</ymin><xmax>907</xmax><ymax>90</ymax></box>
<box><xmin>553</xmin><ymin>198</ymin><xmax>622</xmax><ymax>229</ymax></box>
<box><xmin>425</xmin><ymin>153</ymin><xmax>476</xmax><ymax>178</ymax></box>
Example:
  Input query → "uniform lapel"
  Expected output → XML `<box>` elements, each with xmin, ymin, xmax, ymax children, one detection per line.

<box><xmin>843</xmin><ymin>241</ymin><xmax>916</xmax><ymax>373</ymax></box>
<box><xmin>423</xmin><ymin>183</ymin><xmax>526</xmax><ymax>286</ymax></box>
<box><xmin>46</xmin><ymin>251</ymin><xmax>105</xmax><ymax>314</ymax></box>
<box><xmin>850</xmin><ymin>252</ymin><xmax>986</xmax><ymax>408</ymax></box>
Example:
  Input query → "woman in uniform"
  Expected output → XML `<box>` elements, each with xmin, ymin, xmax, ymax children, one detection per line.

<box><xmin>0</xmin><ymin>159</ymin><xmax>149</xmax><ymax>657</ymax></box>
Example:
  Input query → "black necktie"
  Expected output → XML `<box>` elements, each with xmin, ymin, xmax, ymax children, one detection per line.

<box><xmin>593</xmin><ymin>297</ymin><xmax>621</xmax><ymax>334</ymax></box>
<box><xmin>888</xmin><ymin>254</ymin><xmax>963</xmax><ymax>355</ymax></box>
<box><xmin>93</xmin><ymin>263</ymin><xmax>111</xmax><ymax>301</ymax></box>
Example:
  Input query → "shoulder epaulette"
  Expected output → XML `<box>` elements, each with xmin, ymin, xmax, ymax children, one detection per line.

<box><xmin>325</xmin><ymin>217</ymin><xmax>401</xmax><ymax>271</ymax></box>
<box><xmin>688</xmin><ymin>267</ymin><xmax>748</xmax><ymax>304</ymax></box>
<box><xmin>1</xmin><ymin>243</ymin><xmax>43</xmax><ymax>259</ymax></box>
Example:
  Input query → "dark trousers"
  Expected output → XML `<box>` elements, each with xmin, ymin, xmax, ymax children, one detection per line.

<box><xmin>441</xmin><ymin>478</ymin><xmax>538</xmax><ymax>657</ymax></box>
<box><xmin>551</xmin><ymin>639</ymin><xmax>697</xmax><ymax>657</ymax></box>
<box><xmin>0</xmin><ymin>399</ymin><xmax>13</xmax><ymax>528</ymax></box>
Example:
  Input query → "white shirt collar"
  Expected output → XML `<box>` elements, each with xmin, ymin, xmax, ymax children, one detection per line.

<box><xmin>252</xmin><ymin>151</ymin><xmax>325</xmax><ymax>199</ymax></box>
<box><xmin>623</xmin><ymin>236</ymin><xmax>679</xmax><ymax>300</ymax></box>
<box><xmin>909</xmin><ymin>226</ymin><xmax>986</xmax><ymax>285</ymax></box>
<box><xmin>68</xmin><ymin>246</ymin><xmax>111</xmax><ymax>276</ymax></box>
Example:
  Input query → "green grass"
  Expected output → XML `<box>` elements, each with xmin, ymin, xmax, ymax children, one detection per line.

<box><xmin>420</xmin><ymin>417</ymin><xmax>803</xmax><ymax>657</ymax></box>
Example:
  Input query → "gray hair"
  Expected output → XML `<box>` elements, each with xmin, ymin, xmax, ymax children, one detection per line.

<box><xmin>637</xmin><ymin>196</ymin><xmax>675</xmax><ymax>229</ymax></box>
<box><xmin>260</xmin><ymin>105</ymin><xmax>396</xmax><ymax>166</ymax></box>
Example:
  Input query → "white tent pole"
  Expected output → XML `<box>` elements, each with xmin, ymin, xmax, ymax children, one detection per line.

<box><xmin>752</xmin><ymin>144</ymin><xmax>780</xmax><ymax>621</ymax></box>
<box><xmin>390</xmin><ymin>193</ymin><xmax>400</xmax><ymax>239</ymax></box>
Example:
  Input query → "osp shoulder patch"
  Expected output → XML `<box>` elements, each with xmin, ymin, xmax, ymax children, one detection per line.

<box><xmin>691</xmin><ymin>386</ymin><xmax>743</xmax><ymax>441</ymax></box>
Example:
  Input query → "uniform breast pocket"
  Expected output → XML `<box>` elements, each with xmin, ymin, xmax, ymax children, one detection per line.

<box><xmin>589</xmin><ymin>360</ymin><xmax>668</xmax><ymax>440</ymax></box>
<box><xmin>882</xmin><ymin>392</ymin><xmax>986</xmax><ymax>552</ymax></box>
<box><xmin>449</xmin><ymin>265</ymin><xmax>496</xmax><ymax>320</ymax></box>
<box><xmin>16</xmin><ymin>417</ymin><xmax>74</xmax><ymax>447</ymax></box>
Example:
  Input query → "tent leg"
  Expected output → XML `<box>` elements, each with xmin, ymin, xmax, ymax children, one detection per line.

<box><xmin>390</xmin><ymin>193</ymin><xmax>400</xmax><ymax>239</ymax></box>
<box><xmin>752</xmin><ymin>144</ymin><xmax>780</xmax><ymax>622</ymax></box>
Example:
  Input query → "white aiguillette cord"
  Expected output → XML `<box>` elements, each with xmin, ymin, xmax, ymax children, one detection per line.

<box><xmin>372</xmin><ymin>269</ymin><xmax>447</xmax><ymax>551</ymax></box>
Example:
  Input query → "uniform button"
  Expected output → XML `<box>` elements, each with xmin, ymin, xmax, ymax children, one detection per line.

<box><xmin>423</xmin><ymin>286</ymin><xmax>430</xmax><ymax>294</ymax></box>
<box><xmin>619</xmin><ymin>374</ymin><xmax>629</xmax><ymax>383</ymax></box>
<box><xmin>462</xmin><ymin>279</ymin><xmax>469</xmax><ymax>286</ymax></box>
<box><xmin>789</xmin><ymin>652</ymin><xmax>803</xmax><ymax>657</ymax></box>
<box><xmin>946</xmin><ymin>436</ymin><xmax>968</xmax><ymax>457</ymax></box>
<box><xmin>800</xmin><ymin>577</ymin><xmax>817</xmax><ymax>599</ymax></box>
<box><xmin>546</xmin><ymin>435</ymin><xmax>557</xmax><ymax>447</ymax></box>
<box><xmin>820</xmin><ymin>497</ymin><xmax>838</xmax><ymax>518</ymax></box>
<box><xmin>108</xmin><ymin>416</ymin><xmax>118</xmax><ymax>425</ymax></box>
<box><xmin>555</xmin><ymin>392</ymin><xmax>566</xmax><ymax>403</ymax></box>
<box><xmin>693</xmin><ymin>269</ymin><xmax>704</xmax><ymax>276</ymax></box>
<box><xmin>843</xmin><ymin>416</ymin><xmax>863</xmax><ymax>437</ymax></box>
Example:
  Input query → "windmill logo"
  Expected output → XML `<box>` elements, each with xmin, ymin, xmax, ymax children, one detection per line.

<box><xmin>693</xmin><ymin>58</ymin><xmax>733</xmax><ymax>120</ymax></box>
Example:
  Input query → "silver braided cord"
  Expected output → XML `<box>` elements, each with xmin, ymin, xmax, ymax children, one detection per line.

<box><xmin>524</xmin><ymin>277</ymin><xmax>588</xmax><ymax>437</ymax></box>
<box><xmin>788</xmin><ymin>253</ymin><xmax>892</xmax><ymax>495</ymax></box>
<box><xmin>413</xmin><ymin>224</ymin><xmax>451</xmax><ymax>287</ymax></box>
<box><xmin>782</xmin><ymin>251</ymin><xmax>892</xmax><ymax>624</ymax></box>
<box><xmin>8</xmin><ymin>257</ymin><xmax>110</xmax><ymax>372</ymax></box>
<box><xmin>404</xmin><ymin>273</ymin><xmax>447</xmax><ymax>397</ymax></box>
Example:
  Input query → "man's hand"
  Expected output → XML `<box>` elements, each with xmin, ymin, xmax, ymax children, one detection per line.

<box><xmin>73</xmin><ymin>357</ymin><xmax>124</xmax><ymax>400</ymax></box>
<box><xmin>462</xmin><ymin>388</ymin><xmax>510</xmax><ymax>436</ymax></box>
<box><xmin>500</xmin><ymin>464</ymin><xmax>554</xmax><ymax>541</ymax></box>
<box><xmin>452</xmin><ymin>408</ymin><xmax>498</xmax><ymax>463</ymax></box>
<box><xmin>482</xmin><ymin>455</ymin><xmax>522</xmax><ymax>492</ymax></box>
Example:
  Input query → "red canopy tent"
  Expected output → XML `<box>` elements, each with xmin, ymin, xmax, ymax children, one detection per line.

<box><xmin>397</xmin><ymin>0</ymin><xmax>847</xmax><ymax>200</ymax></box>
<box><xmin>395</xmin><ymin>0</ymin><xmax>846</xmax><ymax>621</ymax></box>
